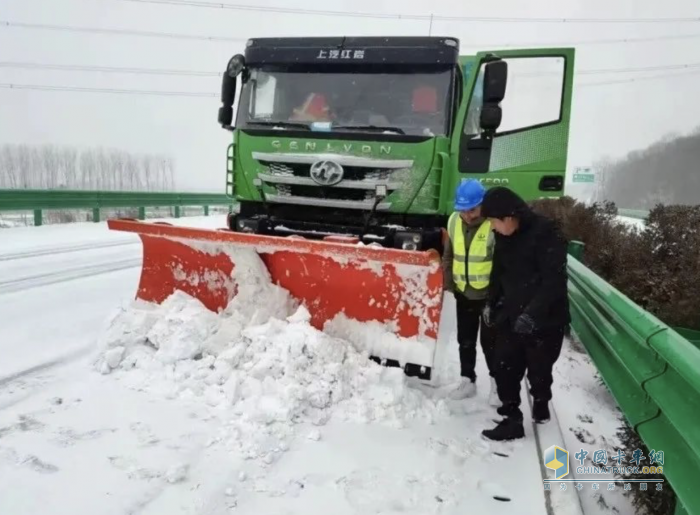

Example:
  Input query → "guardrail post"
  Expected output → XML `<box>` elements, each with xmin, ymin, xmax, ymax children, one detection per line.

<box><xmin>93</xmin><ymin>208</ymin><xmax>100</xmax><ymax>223</ymax></box>
<box><xmin>138</xmin><ymin>207</ymin><xmax>146</xmax><ymax>220</ymax></box>
<box><xmin>204</xmin><ymin>205</ymin><xmax>209</xmax><ymax>216</ymax></box>
<box><xmin>33</xmin><ymin>209</ymin><xmax>42</xmax><ymax>227</ymax></box>
<box><xmin>568</xmin><ymin>240</ymin><xmax>584</xmax><ymax>260</ymax></box>
<box><xmin>174</xmin><ymin>206</ymin><xmax>181</xmax><ymax>218</ymax></box>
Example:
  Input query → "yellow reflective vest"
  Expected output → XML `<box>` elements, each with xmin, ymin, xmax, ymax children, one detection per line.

<box><xmin>447</xmin><ymin>212</ymin><xmax>494</xmax><ymax>291</ymax></box>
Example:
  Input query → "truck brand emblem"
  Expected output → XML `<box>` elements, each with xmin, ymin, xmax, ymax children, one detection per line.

<box><xmin>310</xmin><ymin>160</ymin><xmax>344</xmax><ymax>186</ymax></box>
<box><xmin>317</xmin><ymin>49</ymin><xmax>365</xmax><ymax>60</ymax></box>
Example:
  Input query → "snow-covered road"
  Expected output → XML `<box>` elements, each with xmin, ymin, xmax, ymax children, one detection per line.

<box><xmin>616</xmin><ymin>216</ymin><xmax>646</xmax><ymax>230</ymax></box>
<box><xmin>0</xmin><ymin>216</ymin><xmax>224</xmax><ymax>381</ymax></box>
<box><xmin>0</xmin><ymin>217</ymin><xmax>632</xmax><ymax>514</ymax></box>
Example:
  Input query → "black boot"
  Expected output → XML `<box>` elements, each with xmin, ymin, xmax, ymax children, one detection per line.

<box><xmin>482</xmin><ymin>416</ymin><xmax>524</xmax><ymax>441</ymax></box>
<box><xmin>532</xmin><ymin>400</ymin><xmax>550</xmax><ymax>424</ymax></box>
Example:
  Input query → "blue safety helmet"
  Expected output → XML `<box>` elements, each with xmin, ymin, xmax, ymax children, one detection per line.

<box><xmin>454</xmin><ymin>179</ymin><xmax>486</xmax><ymax>211</ymax></box>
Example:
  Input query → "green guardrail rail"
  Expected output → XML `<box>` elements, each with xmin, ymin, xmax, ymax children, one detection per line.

<box><xmin>567</xmin><ymin>241</ymin><xmax>700</xmax><ymax>515</ymax></box>
<box><xmin>618</xmin><ymin>208</ymin><xmax>649</xmax><ymax>220</ymax></box>
<box><xmin>0</xmin><ymin>189</ymin><xmax>234</xmax><ymax>226</ymax></box>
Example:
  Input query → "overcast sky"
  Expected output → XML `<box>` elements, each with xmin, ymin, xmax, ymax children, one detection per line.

<box><xmin>1</xmin><ymin>0</ymin><xmax>698</xmax><ymax>193</ymax></box>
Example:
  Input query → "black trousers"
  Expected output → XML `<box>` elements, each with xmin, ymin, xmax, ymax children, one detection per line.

<box><xmin>494</xmin><ymin>326</ymin><xmax>565</xmax><ymax>421</ymax></box>
<box><xmin>455</xmin><ymin>295</ymin><xmax>497</xmax><ymax>381</ymax></box>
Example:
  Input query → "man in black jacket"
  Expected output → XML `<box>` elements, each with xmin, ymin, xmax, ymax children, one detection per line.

<box><xmin>479</xmin><ymin>187</ymin><xmax>570</xmax><ymax>441</ymax></box>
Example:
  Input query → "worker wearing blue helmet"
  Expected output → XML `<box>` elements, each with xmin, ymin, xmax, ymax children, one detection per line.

<box><xmin>443</xmin><ymin>179</ymin><xmax>499</xmax><ymax>405</ymax></box>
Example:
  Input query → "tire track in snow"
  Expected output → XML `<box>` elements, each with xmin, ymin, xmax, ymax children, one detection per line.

<box><xmin>0</xmin><ymin>347</ymin><xmax>91</xmax><ymax>390</ymax></box>
<box><xmin>0</xmin><ymin>348</ymin><xmax>92</xmax><ymax>410</ymax></box>
<box><xmin>0</xmin><ymin>257</ymin><xmax>141</xmax><ymax>295</ymax></box>
<box><xmin>0</xmin><ymin>239</ymin><xmax>138</xmax><ymax>262</ymax></box>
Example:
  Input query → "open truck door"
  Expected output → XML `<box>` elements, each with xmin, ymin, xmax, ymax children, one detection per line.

<box><xmin>451</xmin><ymin>47</ymin><xmax>575</xmax><ymax>201</ymax></box>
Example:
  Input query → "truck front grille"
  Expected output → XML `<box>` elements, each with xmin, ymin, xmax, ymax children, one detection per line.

<box><xmin>252</xmin><ymin>152</ymin><xmax>413</xmax><ymax>211</ymax></box>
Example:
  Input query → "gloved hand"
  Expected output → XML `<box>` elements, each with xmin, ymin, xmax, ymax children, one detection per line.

<box><xmin>482</xmin><ymin>305</ymin><xmax>494</xmax><ymax>327</ymax></box>
<box><xmin>513</xmin><ymin>313</ymin><xmax>536</xmax><ymax>334</ymax></box>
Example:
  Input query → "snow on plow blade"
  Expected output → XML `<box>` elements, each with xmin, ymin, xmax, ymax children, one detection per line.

<box><xmin>108</xmin><ymin>219</ymin><xmax>444</xmax><ymax>376</ymax></box>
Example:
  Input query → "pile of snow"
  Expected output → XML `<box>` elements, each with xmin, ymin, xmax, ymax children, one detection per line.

<box><xmin>93</xmin><ymin>247</ymin><xmax>448</xmax><ymax>464</ymax></box>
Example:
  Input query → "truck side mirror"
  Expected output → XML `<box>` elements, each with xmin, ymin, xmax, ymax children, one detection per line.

<box><xmin>479</xmin><ymin>59</ymin><xmax>507</xmax><ymax>137</ymax></box>
<box><xmin>218</xmin><ymin>54</ymin><xmax>246</xmax><ymax>131</ymax></box>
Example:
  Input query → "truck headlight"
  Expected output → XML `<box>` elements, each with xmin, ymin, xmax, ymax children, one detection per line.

<box><xmin>396</xmin><ymin>231</ymin><xmax>422</xmax><ymax>251</ymax></box>
<box><xmin>236</xmin><ymin>217</ymin><xmax>259</xmax><ymax>233</ymax></box>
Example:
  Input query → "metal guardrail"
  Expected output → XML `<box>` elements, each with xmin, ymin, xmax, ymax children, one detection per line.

<box><xmin>0</xmin><ymin>189</ymin><xmax>234</xmax><ymax>226</ymax></box>
<box><xmin>567</xmin><ymin>242</ymin><xmax>700</xmax><ymax>515</ymax></box>
<box><xmin>618</xmin><ymin>208</ymin><xmax>649</xmax><ymax>220</ymax></box>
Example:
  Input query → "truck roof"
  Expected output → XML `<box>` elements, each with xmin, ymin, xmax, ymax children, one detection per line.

<box><xmin>246</xmin><ymin>36</ymin><xmax>459</xmax><ymax>49</ymax></box>
<box><xmin>244</xmin><ymin>36</ymin><xmax>460</xmax><ymax>67</ymax></box>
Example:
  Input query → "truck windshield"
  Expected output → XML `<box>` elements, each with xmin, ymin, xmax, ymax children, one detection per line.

<box><xmin>236</xmin><ymin>67</ymin><xmax>454</xmax><ymax>137</ymax></box>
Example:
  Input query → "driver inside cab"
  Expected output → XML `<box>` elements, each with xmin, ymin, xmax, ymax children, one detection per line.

<box><xmin>289</xmin><ymin>93</ymin><xmax>334</xmax><ymax>122</ymax></box>
<box><xmin>411</xmin><ymin>85</ymin><xmax>441</xmax><ymax>136</ymax></box>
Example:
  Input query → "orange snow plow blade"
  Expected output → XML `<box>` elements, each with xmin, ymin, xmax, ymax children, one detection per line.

<box><xmin>108</xmin><ymin>219</ymin><xmax>444</xmax><ymax>374</ymax></box>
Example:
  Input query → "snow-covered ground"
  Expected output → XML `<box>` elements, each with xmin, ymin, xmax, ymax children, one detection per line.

<box><xmin>0</xmin><ymin>216</ymin><xmax>227</xmax><ymax>380</ymax></box>
<box><xmin>0</xmin><ymin>217</ymin><xmax>635</xmax><ymax>514</ymax></box>
<box><xmin>551</xmin><ymin>339</ymin><xmax>637</xmax><ymax>515</ymax></box>
<box><xmin>616</xmin><ymin>216</ymin><xmax>646</xmax><ymax>230</ymax></box>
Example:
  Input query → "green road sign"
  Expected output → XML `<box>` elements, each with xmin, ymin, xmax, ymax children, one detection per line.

<box><xmin>573</xmin><ymin>173</ymin><xmax>595</xmax><ymax>183</ymax></box>
<box><xmin>573</xmin><ymin>166</ymin><xmax>595</xmax><ymax>183</ymax></box>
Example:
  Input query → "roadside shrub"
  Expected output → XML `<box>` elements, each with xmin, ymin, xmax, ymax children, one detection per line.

<box><xmin>529</xmin><ymin>197</ymin><xmax>700</xmax><ymax>330</ymax></box>
<box><xmin>639</xmin><ymin>205</ymin><xmax>700</xmax><ymax>329</ymax></box>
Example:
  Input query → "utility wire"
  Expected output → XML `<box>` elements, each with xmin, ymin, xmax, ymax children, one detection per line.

<box><xmin>0</xmin><ymin>61</ymin><xmax>221</xmax><ymax>77</ymax></box>
<box><xmin>0</xmin><ymin>83</ymin><xmax>216</xmax><ymax>97</ymax></box>
<box><xmin>2</xmin><ymin>69</ymin><xmax>698</xmax><ymax>100</ymax></box>
<box><xmin>4</xmin><ymin>60</ymin><xmax>700</xmax><ymax>78</ymax></box>
<box><xmin>119</xmin><ymin>0</ymin><xmax>700</xmax><ymax>24</ymax></box>
<box><xmin>577</xmin><ymin>69</ymin><xmax>700</xmax><ymax>87</ymax></box>
<box><xmin>579</xmin><ymin>62</ymin><xmax>700</xmax><ymax>75</ymax></box>
<box><xmin>0</xmin><ymin>20</ymin><xmax>245</xmax><ymax>42</ymax></box>
<box><xmin>4</xmin><ymin>20</ymin><xmax>700</xmax><ymax>48</ymax></box>
<box><xmin>477</xmin><ymin>32</ymin><xmax>700</xmax><ymax>48</ymax></box>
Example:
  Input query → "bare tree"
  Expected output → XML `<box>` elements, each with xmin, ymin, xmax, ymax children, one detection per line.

<box><xmin>593</xmin><ymin>125</ymin><xmax>700</xmax><ymax>208</ymax></box>
<box><xmin>0</xmin><ymin>143</ymin><xmax>176</xmax><ymax>191</ymax></box>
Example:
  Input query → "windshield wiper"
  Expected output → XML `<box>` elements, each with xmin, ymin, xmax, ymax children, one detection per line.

<box><xmin>246</xmin><ymin>121</ymin><xmax>406</xmax><ymax>135</ymax></box>
<box><xmin>246</xmin><ymin>121</ymin><xmax>311</xmax><ymax>130</ymax></box>
<box><xmin>333</xmin><ymin>125</ymin><xmax>406</xmax><ymax>135</ymax></box>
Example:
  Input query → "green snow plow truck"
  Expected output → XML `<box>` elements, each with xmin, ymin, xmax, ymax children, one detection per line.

<box><xmin>107</xmin><ymin>37</ymin><xmax>576</xmax><ymax>380</ymax></box>
<box><xmin>218</xmin><ymin>36</ymin><xmax>575</xmax><ymax>252</ymax></box>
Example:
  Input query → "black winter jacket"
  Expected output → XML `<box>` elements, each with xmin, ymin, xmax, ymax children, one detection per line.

<box><xmin>488</xmin><ymin>210</ymin><xmax>571</xmax><ymax>332</ymax></box>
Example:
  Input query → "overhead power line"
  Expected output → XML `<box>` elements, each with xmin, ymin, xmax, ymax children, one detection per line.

<box><xmin>119</xmin><ymin>0</ymin><xmax>700</xmax><ymax>24</ymax></box>
<box><xmin>579</xmin><ymin>62</ymin><xmax>700</xmax><ymax>75</ymax></box>
<box><xmin>0</xmin><ymin>20</ymin><xmax>245</xmax><ymax>43</ymax></box>
<box><xmin>0</xmin><ymin>83</ymin><xmax>215</xmax><ymax>97</ymax></box>
<box><xmin>4</xmin><ymin>20</ymin><xmax>700</xmax><ymax>48</ymax></box>
<box><xmin>481</xmin><ymin>32</ymin><xmax>700</xmax><ymax>48</ymax></box>
<box><xmin>3</xmin><ymin>60</ymin><xmax>700</xmax><ymax>79</ymax></box>
<box><xmin>2</xmin><ymin>68</ymin><xmax>699</xmax><ymax>101</ymax></box>
<box><xmin>577</xmin><ymin>69</ymin><xmax>700</xmax><ymax>87</ymax></box>
<box><xmin>0</xmin><ymin>61</ymin><xmax>221</xmax><ymax>77</ymax></box>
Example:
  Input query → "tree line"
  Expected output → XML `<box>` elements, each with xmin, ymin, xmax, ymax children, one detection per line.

<box><xmin>593</xmin><ymin>125</ymin><xmax>700</xmax><ymax>209</ymax></box>
<box><xmin>0</xmin><ymin>143</ymin><xmax>175</xmax><ymax>191</ymax></box>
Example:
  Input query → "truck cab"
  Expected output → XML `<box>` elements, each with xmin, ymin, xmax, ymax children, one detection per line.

<box><xmin>218</xmin><ymin>37</ymin><xmax>574</xmax><ymax>253</ymax></box>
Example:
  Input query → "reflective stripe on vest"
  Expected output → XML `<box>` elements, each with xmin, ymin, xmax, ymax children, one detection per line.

<box><xmin>447</xmin><ymin>212</ymin><xmax>493</xmax><ymax>291</ymax></box>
